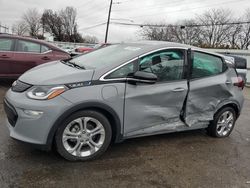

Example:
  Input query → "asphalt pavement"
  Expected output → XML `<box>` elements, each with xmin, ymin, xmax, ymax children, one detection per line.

<box><xmin>0</xmin><ymin>80</ymin><xmax>250</xmax><ymax>188</ymax></box>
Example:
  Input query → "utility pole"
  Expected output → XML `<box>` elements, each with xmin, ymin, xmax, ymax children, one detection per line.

<box><xmin>104</xmin><ymin>0</ymin><xmax>113</xmax><ymax>43</ymax></box>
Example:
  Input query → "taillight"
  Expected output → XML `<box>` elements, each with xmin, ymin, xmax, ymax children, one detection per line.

<box><xmin>234</xmin><ymin>76</ymin><xmax>244</xmax><ymax>89</ymax></box>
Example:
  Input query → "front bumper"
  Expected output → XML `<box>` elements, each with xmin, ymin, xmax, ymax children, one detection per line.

<box><xmin>4</xmin><ymin>89</ymin><xmax>72</xmax><ymax>146</ymax></box>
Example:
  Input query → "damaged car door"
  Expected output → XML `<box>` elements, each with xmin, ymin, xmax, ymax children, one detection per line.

<box><xmin>184</xmin><ymin>50</ymin><xmax>231</xmax><ymax>126</ymax></box>
<box><xmin>123</xmin><ymin>49</ymin><xmax>188</xmax><ymax>138</ymax></box>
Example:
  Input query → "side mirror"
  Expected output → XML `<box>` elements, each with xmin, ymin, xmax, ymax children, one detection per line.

<box><xmin>128</xmin><ymin>71</ymin><xmax>157</xmax><ymax>84</ymax></box>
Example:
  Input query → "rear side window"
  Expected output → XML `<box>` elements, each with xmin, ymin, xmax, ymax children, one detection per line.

<box><xmin>192</xmin><ymin>52</ymin><xmax>224</xmax><ymax>79</ymax></box>
<box><xmin>0</xmin><ymin>38</ymin><xmax>14</xmax><ymax>51</ymax></box>
<box><xmin>16</xmin><ymin>40</ymin><xmax>41</xmax><ymax>53</ymax></box>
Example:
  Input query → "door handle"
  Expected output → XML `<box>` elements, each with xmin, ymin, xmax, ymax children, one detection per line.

<box><xmin>42</xmin><ymin>56</ymin><xmax>50</xmax><ymax>60</ymax></box>
<box><xmin>172</xmin><ymin>88</ymin><xmax>185</xmax><ymax>92</ymax></box>
<box><xmin>0</xmin><ymin>55</ymin><xmax>10</xmax><ymax>58</ymax></box>
<box><xmin>225</xmin><ymin>81</ymin><xmax>231</xmax><ymax>84</ymax></box>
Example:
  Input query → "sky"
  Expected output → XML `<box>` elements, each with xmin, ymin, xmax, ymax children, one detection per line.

<box><xmin>0</xmin><ymin>0</ymin><xmax>250</xmax><ymax>43</ymax></box>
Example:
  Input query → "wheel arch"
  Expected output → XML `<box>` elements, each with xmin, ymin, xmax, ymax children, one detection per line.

<box><xmin>46</xmin><ymin>102</ymin><xmax>123</xmax><ymax>149</ymax></box>
<box><xmin>215</xmin><ymin>101</ymin><xmax>240</xmax><ymax>119</ymax></box>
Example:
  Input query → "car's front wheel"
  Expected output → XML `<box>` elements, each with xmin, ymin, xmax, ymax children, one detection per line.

<box><xmin>207</xmin><ymin>107</ymin><xmax>236</xmax><ymax>138</ymax></box>
<box><xmin>55</xmin><ymin>110</ymin><xmax>112</xmax><ymax>161</ymax></box>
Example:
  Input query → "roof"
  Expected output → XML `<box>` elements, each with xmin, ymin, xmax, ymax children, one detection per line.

<box><xmin>130</xmin><ymin>40</ymin><xmax>191</xmax><ymax>47</ymax></box>
<box><xmin>122</xmin><ymin>40</ymin><xmax>192</xmax><ymax>52</ymax></box>
<box><xmin>113</xmin><ymin>41</ymin><xmax>226</xmax><ymax>60</ymax></box>
<box><xmin>117</xmin><ymin>40</ymin><xmax>226</xmax><ymax>57</ymax></box>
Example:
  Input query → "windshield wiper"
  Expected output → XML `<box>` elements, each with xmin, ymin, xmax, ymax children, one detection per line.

<box><xmin>68</xmin><ymin>61</ymin><xmax>85</xmax><ymax>69</ymax></box>
<box><xmin>61</xmin><ymin>60</ymin><xmax>85</xmax><ymax>69</ymax></box>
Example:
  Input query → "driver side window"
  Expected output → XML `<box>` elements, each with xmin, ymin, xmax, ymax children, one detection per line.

<box><xmin>139</xmin><ymin>49</ymin><xmax>185</xmax><ymax>82</ymax></box>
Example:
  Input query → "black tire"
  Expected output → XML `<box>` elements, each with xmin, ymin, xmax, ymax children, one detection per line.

<box><xmin>55</xmin><ymin>110</ymin><xmax>112</xmax><ymax>161</ymax></box>
<box><xmin>207</xmin><ymin>107</ymin><xmax>236</xmax><ymax>138</ymax></box>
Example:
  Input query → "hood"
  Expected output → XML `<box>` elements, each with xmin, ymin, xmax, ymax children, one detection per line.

<box><xmin>19</xmin><ymin>61</ymin><xmax>94</xmax><ymax>85</ymax></box>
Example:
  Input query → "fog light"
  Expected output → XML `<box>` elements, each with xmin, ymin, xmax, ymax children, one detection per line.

<box><xmin>23</xmin><ymin>110</ymin><xmax>43</xmax><ymax>116</ymax></box>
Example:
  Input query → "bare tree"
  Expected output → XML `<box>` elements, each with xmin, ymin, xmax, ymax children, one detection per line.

<box><xmin>41</xmin><ymin>7</ymin><xmax>83</xmax><ymax>42</ymax></box>
<box><xmin>12</xmin><ymin>20</ymin><xmax>28</xmax><ymax>36</ymax></box>
<box><xmin>140</xmin><ymin>23</ymin><xmax>174</xmax><ymax>41</ymax></box>
<box><xmin>22</xmin><ymin>8</ymin><xmax>41</xmax><ymax>37</ymax></box>
<box><xmin>140</xmin><ymin>21</ymin><xmax>202</xmax><ymax>45</ymax></box>
<box><xmin>41</xmin><ymin>9</ymin><xmax>64</xmax><ymax>41</ymax></box>
<box><xmin>140</xmin><ymin>9</ymin><xmax>242</xmax><ymax>49</ymax></box>
<box><xmin>60</xmin><ymin>7</ymin><xmax>78</xmax><ymax>42</ymax></box>
<box><xmin>238</xmin><ymin>9</ymin><xmax>250</xmax><ymax>49</ymax></box>
<box><xmin>83</xmin><ymin>35</ymin><xmax>99</xmax><ymax>43</ymax></box>
<box><xmin>226</xmin><ymin>19</ymin><xmax>242</xmax><ymax>49</ymax></box>
<box><xmin>197</xmin><ymin>9</ymin><xmax>233</xmax><ymax>48</ymax></box>
<box><xmin>169</xmin><ymin>19</ymin><xmax>202</xmax><ymax>45</ymax></box>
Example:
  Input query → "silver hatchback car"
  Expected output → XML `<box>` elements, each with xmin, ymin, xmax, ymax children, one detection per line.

<box><xmin>4</xmin><ymin>41</ymin><xmax>245</xmax><ymax>161</ymax></box>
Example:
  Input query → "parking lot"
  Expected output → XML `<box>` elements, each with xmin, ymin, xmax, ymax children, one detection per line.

<box><xmin>0</xmin><ymin>80</ymin><xmax>250</xmax><ymax>188</ymax></box>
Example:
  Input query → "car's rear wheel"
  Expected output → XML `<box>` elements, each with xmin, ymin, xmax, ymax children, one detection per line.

<box><xmin>207</xmin><ymin>107</ymin><xmax>236</xmax><ymax>138</ymax></box>
<box><xmin>55</xmin><ymin>110</ymin><xmax>112</xmax><ymax>161</ymax></box>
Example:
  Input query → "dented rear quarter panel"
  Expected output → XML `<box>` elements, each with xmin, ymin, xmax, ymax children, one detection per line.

<box><xmin>185</xmin><ymin>68</ymin><xmax>244</xmax><ymax>126</ymax></box>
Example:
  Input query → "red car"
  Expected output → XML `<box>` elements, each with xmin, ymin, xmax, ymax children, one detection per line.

<box><xmin>75</xmin><ymin>46</ymin><xmax>93</xmax><ymax>53</ymax></box>
<box><xmin>0</xmin><ymin>34</ymin><xmax>70</xmax><ymax>78</ymax></box>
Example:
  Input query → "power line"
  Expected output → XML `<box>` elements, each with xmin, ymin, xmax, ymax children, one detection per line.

<box><xmin>78</xmin><ymin>0</ymin><xmax>100</xmax><ymax>9</ymax></box>
<box><xmin>77</xmin><ymin>3</ymin><xmax>109</xmax><ymax>20</ymax></box>
<box><xmin>78</xmin><ymin>0</ymin><xmax>123</xmax><ymax>18</ymax></box>
<box><xmin>110</xmin><ymin>21</ymin><xmax>250</xmax><ymax>28</ymax></box>
<box><xmin>79</xmin><ymin>0</ymin><xmax>122</xmax><ymax>41</ymax></box>
<box><xmin>81</xmin><ymin>22</ymin><xmax>107</xmax><ymax>30</ymax></box>
<box><xmin>180</xmin><ymin>21</ymin><xmax>250</xmax><ymax>28</ymax></box>
<box><xmin>80</xmin><ymin>19</ymin><xmax>250</xmax><ymax>32</ymax></box>
<box><xmin>112</xmin><ymin>0</ymin><xmax>187</xmax><ymax>12</ymax></box>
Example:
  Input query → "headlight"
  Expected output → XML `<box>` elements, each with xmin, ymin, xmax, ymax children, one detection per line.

<box><xmin>27</xmin><ymin>85</ymin><xmax>68</xmax><ymax>100</ymax></box>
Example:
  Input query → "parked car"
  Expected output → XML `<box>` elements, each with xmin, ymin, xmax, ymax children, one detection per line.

<box><xmin>70</xmin><ymin>44</ymin><xmax>112</xmax><ymax>57</ymax></box>
<box><xmin>93</xmin><ymin>43</ymin><xmax>112</xmax><ymax>49</ymax></box>
<box><xmin>0</xmin><ymin>34</ymin><xmax>70</xmax><ymax>78</ymax></box>
<box><xmin>75</xmin><ymin>46</ymin><xmax>93</xmax><ymax>53</ymax></box>
<box><xmin>4</xmin><ymin>41</ymin><xmax>245</xmax><ymax>161</ymax></box>
<box><xmin>69</xmin><ymin>46</ymin><xmax>93</xmax><ymax>57</ymax></box>
<box><xmin>61</xmin><ymin>46</ymin><xmax>75</xmax><ymax>54</ymax></box>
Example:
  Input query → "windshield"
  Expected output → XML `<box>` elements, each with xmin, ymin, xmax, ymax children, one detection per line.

<box><xmin>68</xmin><ymin>44</ymin><xmax>142</xmax><ymax>69</ymax></box>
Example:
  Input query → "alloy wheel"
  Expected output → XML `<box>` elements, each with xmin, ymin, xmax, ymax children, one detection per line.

<box><xmin>216</xmin><ymin>111</ymin><xmax>234</xmax><ymax>136</ymax></box>
<box><xmin>62</xmin><ymin>117</ymin><xmax>105</xmax><ymax>157</ymax></box>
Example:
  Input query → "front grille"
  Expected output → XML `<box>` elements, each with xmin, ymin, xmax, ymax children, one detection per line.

<box><xmin>11</xmin><ymin>80</ymin><xmax>32</xmax><ymax>92</ymax></box>
<box><xmin>3</xmin><ymin>99</ymin><xmax>18</xmax><ymax>127</ymax></box>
